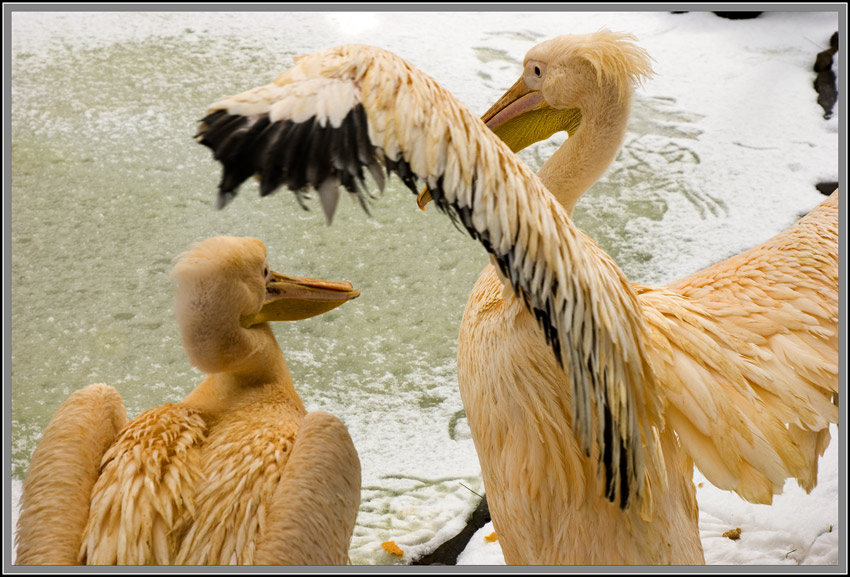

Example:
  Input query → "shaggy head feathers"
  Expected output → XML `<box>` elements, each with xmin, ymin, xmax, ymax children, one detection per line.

<box><xmin>170</xmin><ymin>236</ymin><xmax>270</xmax><ymax>373</ymax></box>
<box><xmin>172</xmin><ymin>236</ymin><xmax>267</xmax><ymax>284</ymax></box>
<box><xmin>529</xmin><ymin>30</ymin><xmax>654</xmax><ymax>104</ymax></box>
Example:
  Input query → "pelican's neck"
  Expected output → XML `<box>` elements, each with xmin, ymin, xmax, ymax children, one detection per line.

<box><xmin>182</xmin><ymin>323</ymin><xmax>304</xmax><ymax>415</ymax></box>
<box><xmin>175</xmin><ymin>284</ymin><xmax>304</xmax><ymax>414</ymax></box>
<box><xmin>538</xmin><ymin>86</ymin><xmax>632</xmax><ymax>216</ymax></box>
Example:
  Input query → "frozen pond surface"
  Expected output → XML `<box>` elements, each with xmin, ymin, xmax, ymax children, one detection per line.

<box><xmin>8</xmin><ymin>9</ymin><xmax>841</xmax><ymax>566</ymax></box>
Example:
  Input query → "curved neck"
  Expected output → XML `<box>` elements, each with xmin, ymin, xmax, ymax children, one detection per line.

<box><xmin>175</xmin><ymin>282</ymin><xmax>304</xmax><ymax>415</ymax></box>
<box><xmin>538</xmin><ymin>87</ymin><xmax>631</xmax><ymax>216</ymax></box>
<box><xmin>182</xmin><ymin>323</ymin><xmax>304</xmax><ymax>415</ymax></box>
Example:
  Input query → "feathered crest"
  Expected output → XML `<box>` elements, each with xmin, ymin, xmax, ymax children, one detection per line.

<box><xmin>171</xmin><ymin>236</ymin><xmax>266</xmax><ymax>283</ymax></box>
<box><xmin>560</xmin><ymin>30</ymin><xmax>654</xmax><ymax>103</ymax></box>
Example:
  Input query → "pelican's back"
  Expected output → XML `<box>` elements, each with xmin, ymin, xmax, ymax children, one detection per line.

<box><xmin>79</xmin><ymin>399</ymin><xmax>308</xmax><ymax>565</ymax></box>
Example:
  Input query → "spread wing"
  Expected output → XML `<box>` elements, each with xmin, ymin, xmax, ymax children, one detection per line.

<box><xmin>638</xmin><ymin>190</ymin><xmax>839</xmax><ymax>504</ymax></box>
<box><xmin>195</xmin><ymin>43</ymin><xmax>663</xmax><ymax>509</ymax></box>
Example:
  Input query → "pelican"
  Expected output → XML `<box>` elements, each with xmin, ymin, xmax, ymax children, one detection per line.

<box><xmin>442</xmin><ymin>31</ymin><xmax>839</xmax><ymax>563</ymax></box>
<box><xmin>15</xmin><ymin>236</ymin><xmax>362</xmax><ymax>565</ymax></box>
<box><xmin>193</xmin><ymin>38</ymin><xmax>838</xmax><ymax>565</ymax></box>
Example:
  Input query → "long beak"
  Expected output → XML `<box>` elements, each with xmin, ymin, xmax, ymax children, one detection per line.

<box><xmin>417</xmin><ymin>76</ymin><xmax>581</xmax><ymax>210</ymax></box>
<box><xmin>482</xmin><ymin>76</ymin><xmax>582</xmax><ymax>153</ymax></box>
<box><xmin>241</xmin><ymin>271</ymin><xmax>360</xmax><ymax>327</ymax></box>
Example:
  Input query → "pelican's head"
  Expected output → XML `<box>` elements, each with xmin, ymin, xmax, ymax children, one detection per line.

<box><xmin>417</xmin><ymin>31</ymin><xmax>653</xmax><ymax>210</ymax></box>
<box><xmin>170</xmin><ymin>236</ymin><xmax>359</xmax><ymax>374</ymax></box>
<box><xmin>483</xmin><ymin>30</ymin><xmax>653</xmax><ymax>152</ymax></box>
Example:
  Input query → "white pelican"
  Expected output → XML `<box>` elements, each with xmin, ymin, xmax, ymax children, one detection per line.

<box><xmin>15</xmin><ymin>236</ymin><xmax>362</xmax><ymax>565</ymax></box>
<box><xmin>193</xmin><ymin>39</ymin><xmax>838</xmax><ymax>565</ymax></box>
<box><xmin>451</xmin><ymin>31</ymin><xmax>838</xmax><ymax>563</ymax></box>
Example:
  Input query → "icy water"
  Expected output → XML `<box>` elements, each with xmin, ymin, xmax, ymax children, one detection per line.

<box><xmin>8</xmin><ymin>10</ymin><xmax>838</xmax><ymax>565</ymax></box>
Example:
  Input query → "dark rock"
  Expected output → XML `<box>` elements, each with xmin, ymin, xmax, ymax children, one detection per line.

<box><xmin>672</xmin><ymin>12</ymin><xmax>763</xmax><ymax>20</ymax></box>
<box><xmin>813</xmin><ymin>32</ymin><xmax>839</xmax><ymax>118</ymax></box>
<box><xmin>412</xmin><ymin>495</ymin><xmax>491</xmax><ymax>565</ymax></box>
<box><xmin>814</xmin><ymin>51</ymin><xmax>835</xmax><ymax>73</ymax></box>
<box><xmin>815</xmin><ymin>71</ymin><xmax>838</xmax><ymax>118</ymax></box>
<box><xmin>816</xmin><ymin>182</ymin><xmax>839</xmax><ymax>196</ymax></box>
<box><xmin>814</xmin><ymin>32</ymin><xmax>838</xmax><ymax>72</ymax></box>
<box><xmin>713</xmin><ymin>12</ymin><xmax>762</xmax><ymax>20</ymax></box>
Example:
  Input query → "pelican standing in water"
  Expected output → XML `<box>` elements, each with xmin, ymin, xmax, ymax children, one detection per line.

<box><xmin>16</xmin><ymin>236</ymin><xmax>362</xmax><ymax>565</ymax></box>
<box><xmin>193</xmin><ymin>36</ymin><xmax>838</xmax><ymax>564</ymax></box>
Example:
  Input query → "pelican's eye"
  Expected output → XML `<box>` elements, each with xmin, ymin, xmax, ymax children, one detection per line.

<box><xmin>263</xmin><ymin>263</ymin><xmax>270</xmax><ymax>282</ymax></box>
<box><xmin>524</xmin><ymin>60</ymin><xmax>546</xmax><ymax>87</ymax></box>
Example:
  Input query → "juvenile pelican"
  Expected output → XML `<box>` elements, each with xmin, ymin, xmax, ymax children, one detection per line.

<box><xmin>193</xmin><ymin>39</ymin><xmax>837</xmax><ymax>565</ymax></box>
<box><xmin>15</xmin><ymin>236</ymin><xmax>362</xmax><ymax>565</ymax></box>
